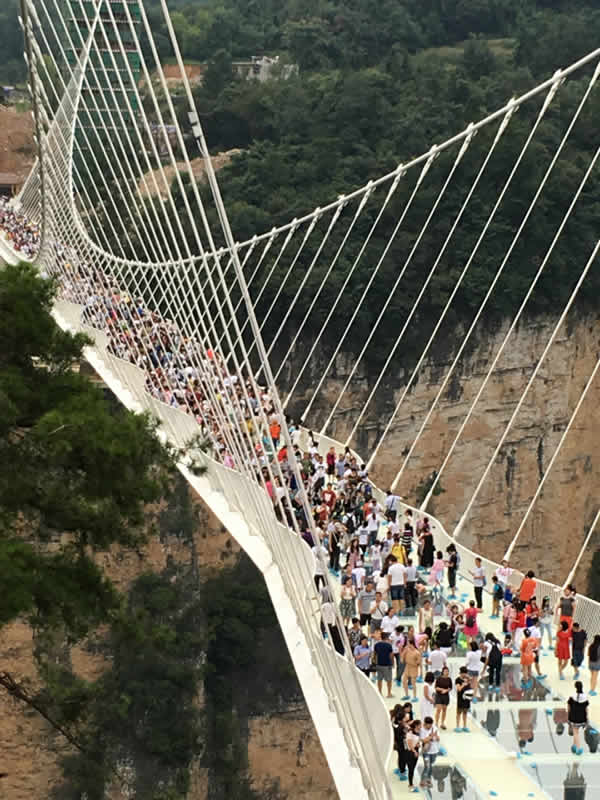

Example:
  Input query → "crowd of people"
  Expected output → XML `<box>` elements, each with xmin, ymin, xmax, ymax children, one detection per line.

<box><xmin>1</xmin><ymin>204</ymin><xmax>598</xmax><ymax>791</ymax></box>
<box><xmin>0</xmin><ymin>197</ymin><xmax>40</xmax><ymax>259</ymax></box>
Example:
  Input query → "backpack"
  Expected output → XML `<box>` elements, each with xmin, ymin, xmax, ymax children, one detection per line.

<box><xmin>488</xmin><ymin>641</ymin><xmax>502</xmax><ymax>667</ymax></box>
<box><xmin>466</xmin><ymin>612</ymin><xmax>476</xmax><ymax>627</ymax></box>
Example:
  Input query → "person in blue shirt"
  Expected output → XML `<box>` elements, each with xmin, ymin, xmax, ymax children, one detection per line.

<box><xmin>354</xmin><ymin>635</ymin><xmax>371</xmax><ymax>676</ymax></box>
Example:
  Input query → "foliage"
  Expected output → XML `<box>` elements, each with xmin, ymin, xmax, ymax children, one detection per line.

<box><xmin>587</xmin><ymin>548</ymin><xmax>600</xmax><ymax>603</ymax></box>
<box><xmin>0</xmin><ymin>262</ymin><xmax>175</xmax><ymax>638</ymax></box>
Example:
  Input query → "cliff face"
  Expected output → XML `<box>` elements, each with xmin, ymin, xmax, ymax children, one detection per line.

<box><xmin>290</xmin><ymin>312</ymin><xmax>600</xmax><ymax>589</ymax></box>
<box><xmin>0</xmin><ymin>487</ymin><xmax>336</xmax><ymax>800</ymax></box>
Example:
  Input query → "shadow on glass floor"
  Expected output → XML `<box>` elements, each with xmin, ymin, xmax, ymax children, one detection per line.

<box><xmin>524</xmin><ymin>761</ymin><xmax>600</xmax><ymax>800</ymax></box>
<box><xmin>413</xmin><ymin>764</ymin><xmax>483</xmax><ymax>799</ymax></box>
<box><xmin>476</xmin><ymin>663</ymin><xmax>563</xmax><ymax>703</ymax></box>
<box><xmin>471</xmin><ymin>705</ymin><xmax>600</xmax><ymax>756</ymax></box>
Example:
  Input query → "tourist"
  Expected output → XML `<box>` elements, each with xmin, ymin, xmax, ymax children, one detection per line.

<box><xmin>484</xmin><ymin>635</ymin><xmax>503</xmax><ymax>693</ymax></box>
<box><xmin>519</xmin><ymin>570</ymin><xmax>537</xmax><ymax>603</ymax></box>
<box><xmin>465</xmin><ymin>641</ymin><xmax>482</xmax><ymax>699</ymax></box>
<box><xmin>420</xmin><ymin>671</ymin><xmax>436</xmax><ymax>721</ymax></box>
<box><xmin>491</xmin><ymin>575</ymin><xmax>503</xmax><ymax>618</ymax></box>
<box><xmin>391</xmin><ymin>704</ymin><xmax>410</xmax><ymax>781</ymax></box>
<box><xmin>470</xmin><ymin>557</ymin><xmax>486</xmax><ymax>609</ymax></box>
<box><xmin>348</xmin><ymin>618</ymin><xmax>363</xmax><ymax>651</ymax></box>
<box><xmin>520</xmin><ymin>629</ymin><xmax>537</xmax><ymax>686</ymax></box>
<box><xmin>567</xmin><ymin>680</ymin><xmax>589</xmax><ymax>755</ymax></box>
<box><xmin>404</xmin><ymin>558</ymin><xmax>418</xmax><ymax>611</ymax></box>
<box><xmin>462</xmin><ymin>600</ymin><xmax>481</xmax><ymax>643</ymax></box>
<box><xmin>401</xmin><ymin>638</ymin><xmax>422</xmax><ymax>701</ymax></box>
<box><xmin>404</xmin><ymin>720</ymin><xmax>422</xmax><ymax>792</ymax></box>
<box><xmin>375</xmin><ymin>632</ymin><xmax>394</xmax><ymax>698</ymax></box>
<box><xmin>539</xmin><ymin>596</ymin><xmax>554</xmax><ymax>650</ymax></box>
<box><xmin>427</xmin><ymin>641</ymin><xmax>447</xmax><ymax>678</ymax></box>
<box><xmin>401</xmin><ymin>522</ymin><xmax>414</xmax><ymax>561</ymax></box>
<box><xmin>446</xmin><ymin>544</ymin><xmax>459</xmax><ymax>598</ymax></box>
<box><xmin>428</xmin><ymin>550</ymin><xmax>445</xmax><ymax>596</ymax></box>
<box><xmin>495</xmin><ymin>559</ymin><xmax>513</xmax><ymax>589</ymax></box>
<box><xmin>388</xmin><ymin>555</ymin><xmax>406</xmax><ymax>614</ymax></box>
<box><xmin>455</xmin><ymin>666</ymin><xmax>473</xmax><ymax>732</ymax></box>
<box><xmin>571</xmin><ymin>623</ymin><xmax>587</xmax><ymax>680</ymax></box>
<box><xmin>357</xmin><ymin>580</ymin><xmax>376</xmax><ymax>628</ymax></box>
<box><xmin>556</xmin><ymin>620</ymin><xmax>572</xmax><ymax>680</ymax></box>
<box><xmin>418</xmin><ymin>599</ymin><xmax>434</xmax><ymax>635</ymax></box>
<box><xmin>339</xmin><ymin>577</ymin><xmax>357</xmax><ymax>627</ymax></box>
<box><xmin>588</xmin><ymin>635</ymin><xmax>600</xmax><ymax>696</ymax></box>
<box><xmin>418</xmin><ymin>518</ymin><xmax>434</xmax><ymax>569</ymax></box>
<box><xmin>434</xmin><ymin>666</ymin><xmax>452</xmax><ymax>730</ymax></box>
<box><xmin>354</xmin><ymin>635</ymin><xmax>371</xmax><ymax>676</ymax></box>
<box><xmin>381</xmin><ymin>606</ymin><xmax>401</xmax><ymax>636</ymax></box>
<box><xmin>385</xmin><ymin>489</ymin><xmax>401</xmax><ymax>522</ymax></box>
<box><xmin>557</xmin><ymin>585</ymin><xmax>577</xmax><ymax>631</ymax></box>
<box><xmin>419</xmin><ymin>716</ymin><xmax>440</xmax><ymax>789</ymax></box>
<box><xmin>369</xmin><ymin>591</ymin><xmax>389</xmax><ymax>633</ymax></box>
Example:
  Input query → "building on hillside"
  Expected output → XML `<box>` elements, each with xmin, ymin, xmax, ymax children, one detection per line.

<box><xmin>232</xmin><ymin>55</ymin><xmax>298</xmax><ymax>82</ymax></box>
<box><xmin>66</xmin><ymin>0</ymin><xmax>141</xmax><ymax>140</ymax></box>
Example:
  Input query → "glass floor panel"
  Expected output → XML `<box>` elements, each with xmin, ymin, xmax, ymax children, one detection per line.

<box><xmin>410</xmin><ymin>764</ymin><xmax>484</xmax><ymax>799</ymax></box>
<box><xmin>523</xmin><ymin>762</ymin><xmax>600</xmax><ymax>800</ymax></box>
<box><xmin>475</xmin><ymin>663</ymin><xmax>563</xmax><ymax>703</ymax></box>
<box><xmin>471</xmin><ymin>706</ymin><xmax>600</xmax><ymax>755</ymax></box>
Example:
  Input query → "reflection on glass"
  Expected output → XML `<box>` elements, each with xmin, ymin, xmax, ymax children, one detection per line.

<box><xmin>476</xmin><ymin>663</ymin><xmax>562</xmax><ymax>703</ymax></box>
<box><xmin>472</xmin><ymin>705</ymin><xmax>599</xmax><ymax>756</ymax></box>
<box><xmin>524</xmin><ymin>761</ymin><xmax>600</xmax><ymax>800</ymax></box>
<box><xmin>415</xmin><ymin>764</ymin><xmax>483</xmax><ymax>799</ymax></box>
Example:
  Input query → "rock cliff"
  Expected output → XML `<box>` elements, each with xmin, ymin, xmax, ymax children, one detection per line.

<box><xmin>290</xmin><ymin>311</ymin><xmax>600</xmax><ymax>589</ymax></box>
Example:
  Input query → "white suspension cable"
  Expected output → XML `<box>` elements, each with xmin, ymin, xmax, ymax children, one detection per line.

<box><xmin>276</xmin><ymin>184</ymin><xmax>375</xmax><ymax>387</ymax></box>
<box><xmin>504</xmin><ymin>336</ymin><xmax>600</xmax><ymax>560</ymax></box>
<box><xmin>366</xmin><ymin>107</ymin><xmax>515</xmax><ymax>470</ymax></box>
<box><xmin>318</xmin><ymin>147</ymin><xmax>439</xmax><ymax>436</ymax></box>
<box><xmin>391</xmin><ymin>70</ymin><xmax>591</xmax><ymax>496</ymax></box>
<box><xmin>418</xmin><ymin>73</ymin><xmax>600</xmax><ymax>511</ymax></box>
<box><xmin>563</xmin><ymin>506</ymin><xmax>600</xmax><ymax>589</ymax></box>
<box><xmin>344</xmin><ymin>126</ymin><xmax>476</xmax><ymax>448</ymax></box>
<box><xmin>454</xmin><ymin>236</ymin><xmax>600</xmax><ymax>540</ymax></box>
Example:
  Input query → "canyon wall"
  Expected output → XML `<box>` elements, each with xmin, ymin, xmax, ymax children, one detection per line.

<box><xmin>289</xmin><ymin>311</ymin><xmax>600</xmax><ymax>589</ymax></box>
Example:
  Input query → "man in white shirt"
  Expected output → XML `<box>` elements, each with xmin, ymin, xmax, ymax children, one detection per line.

<box><xmin>404</xmin><ymin>559</ymin><xmax>418</xmax><ymax>611</ymax></box>
<box><xmin>385</xmin><ymin>490</ymin><xmax>401</xmax><ymax>521</ymax></box>
<box><xmin>419</xmin><ymin>717</ymin><xmax>440</xmax><ymax>788</ymax></box>
<box><xmin>388</xmin><ymin>557</ymin><xmax>406</xmax><ymax>614</ymax></box>
<box><xmin>369</xmin><ymin>592</ymin><xmax>389</xmax><ymax>633</ymax></box>
<box><xmin>352</xmin><ymin>561</ymin><xmax>366</xmax><ymax>590</ymax></box>
<box><xmin>427</xmin><ymin>643</ymin><xmax>447</xmax><ymax>677</ymax></box>
<box><xmin>381</xmin><ymin>607</ymin><xmax>400</xmax><ymax>635</ymax></box>
<box><xmin>495</xmin><ymin>559</ymin><xmax>513</xmax><ymax>589</ymax></box>
<box><xmin>312</xmin><ymin>544</ymin><xmax>328</xmax><ymax>591</ymax></box>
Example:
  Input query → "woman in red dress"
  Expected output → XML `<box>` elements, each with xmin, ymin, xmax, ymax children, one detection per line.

<box><xmin>556</xmin><ymin>620</ymin><xmax>571</xmax><ymax>680</ymax></box>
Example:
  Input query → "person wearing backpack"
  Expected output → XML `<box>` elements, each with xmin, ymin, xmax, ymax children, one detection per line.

<box><xmin>485</xmin><ymin>635</ymin><xmax>503</xmax><ymax>692</ymax></box>
<box><xmin>445</xmin><ymin>544</ymin><xmax>459</xmax><ymax>598</ymax></box>
<box><xmin>491</xmin><ymin>575</ymin><xmax>504</xmax><ymax>619</ymax></box>
<box><xmin>462</xmin><ymin>600</ymin><xmax>481</xmax><ymax>644</ymax></box>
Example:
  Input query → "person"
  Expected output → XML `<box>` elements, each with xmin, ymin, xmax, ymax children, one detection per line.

<box><xmin>348</xmin><ymin>618</ymin><xmax>363</xmax><ymax>651</ymax></box>
<box><xmin>419</xmin><ymin>519</ymin><xmax>434</xmax><ymax>569</ymax></box>
<box><xmin>557</xmin><ymin>585</ymin><xmax>577</xmax><ymax>631</ymax></box>
<box><xmin>567</xmin><ymin>680</ymin><xmax>589</xmax><ymax>755</ymax></box>
<box><xmin>354</xmin><ymin>635</ymin><xmax>371</xmax><ymax>676</ymax></box>
<box><xmin>328</xmin><ymin>521</ymin><xmax>341</xmax><ymax>572</ymax></box>
<box><xmin>495</xmin><ymin>559</ymin><xmax>513</xmax><ymax>589</ymax></box>
<box><xmin>321</xmin><ymin>593</ymin><xmax>344</xmax><ymax>654</ymax></box>
<box><xmin>485</xmin><ymin>635</ymin><xmax>503</xmax><ymax>692</ymax></box>
<box><xmin>370</xmin><ymin>591</ymin><xmax>389</xmax><ymax>633</ymax></box>
<box><xmin>381</xmin><ymin>607</ymin><xmax>401</xmax><ymax>636</ymax></box>
<box><xmin>392</xmin><ymin>625</ymin><xmax>406</xmax><ymax>685</ymax></box>
<box><xmin>539</xmin><ymin>596</ymin><xmax>554</xmax><ymax>650</ymax></box>
<box><xmin>462</xmin><ymin>600</ymin><xmax>481</xmax><ymax>643</ymax></box>
<box><xmin>418</xmin><ymin>599</ymin><xmax>434</xmax><ymax>634</ymax></box>
<box><xmin>357</xmin><ymin>581</ymin><xmax>375</xmax><ymax>628</ymax></box>
<box><xmin>491</xmin><ymin>575</ymin><xmax>503</xmax><ymax>618</ymax></box>
<box><xmin>520</xmin><ymin>629</ymin><xmax>537</xmax><ymax>685</ymax></box>
<box><xmin>519</xmin><ymin>570</ymin><xmax>536</xmax><ymax>603</ymax></box>
<box><xmin>588</xmin><ymin>635</ymin><xmax>600</xmax><ymax>695</ymax></box>
<box><xmin>420</xmin><ymin>671</ymin><xmax>436</xmax><ymax>721</ymax></box>
<box><xmin>455</xmin><ymin>666</ymin><xmax>473</xmax><ymax>732</ymax></box>
<box><xmin>428</xmin><ymin>550</ymin><xmax>445</xmax><ymax>595</ymax></box>
<box><xmin>470</xmin><ymin>557</ymin><xmax>486</xmax><ymax>608</ymax></box>
<box><xmin>388</xmin><ymin>555</ymin><xmax>406</xmax><ymax>614</ymax></box>
<box><xmin>312</xmin><ymin>542</ymin><xmax>328</xmax><ymax>590</ymax></box>
<box><xmin>427</xmin><ymin>641</ymin><xmax>447</xmax><ymax>678</ymax></box>
<box><xmin>385</xmin><ymin>489</ymin><xmax>401</xmax><ymax>521</ymax></box>
<box><xmin>434</xmin><ymin>666</ymin><xmax>452</xmax><ymax>730</ymax></box>
<box><xmin>436</xmin><ymin>622</ymin><xmax>453</xmax><ymax>657</ymax></box>
<box><xmin>556</xmin><ymin>619</ymin><xmax>572</xmax><ymax>680</ymax></box>
<box><xmin>404</xmin><ymin>558</ymin><xmax>418</xmax><ymax>611</ymax></box>
<box><xmin>571</xmin><ymin>623</ymin><xmax>587</xmax><ymax>680</ymax></box>
<box><xmin>401</xmin><ymin>522</ymin><xmax>414</xmax><ymax>561</ymax></box>
<box><xmin>351</xmin><ymin>560</ymin><xmax>366</xmax><ymax>591</ymax></box>
<box><xmin>391</xmin><ymin>704</ymin><xmax>409</xmax><ymax>780</ymax></box>
<box><xmin>375</xmin><ymin>632</ymin><xmax>394</xmax><ymax>698</ymax></box>
<box><xmin>419</xmin><ymin>716</ymin><xmax>440</xmax><ymax>789</ymax></box>
<box><xmin>339</xmin><ymin>578</ymin><xmax>357</xmax><ymax>626</ymax></box>
<box><xmin>402</xmin><ymin>639</ymin><xmax>422</xmax><ymax>701</ymax></box>
<box><xmin>404</xmin><ymin>719</ymin><xmax>422</xmax><ymax>792</ymax></box>
<box><xmin>446</xmin><ymin>544</ymin><xmax>459</xmax><ymax>598</ymax></box>
<box><xmin>465</xmin><ymin>641</ymin><xmax>482</xmax><ymax>699</ymax></box>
